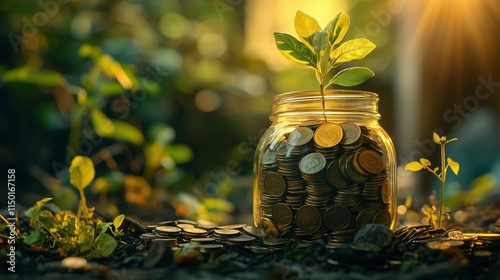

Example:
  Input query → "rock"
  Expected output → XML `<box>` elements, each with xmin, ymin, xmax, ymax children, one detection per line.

<box><xmin>354</xmin><ymin>224</ymin><xmax>397</xmax><ymax>250</ymax></box>
<box><xmin>143</xmin><ymin>240</ymin><xmax>173</xmax><ymax>269</ymax></box>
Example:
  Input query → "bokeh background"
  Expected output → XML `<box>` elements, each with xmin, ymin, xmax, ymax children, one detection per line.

<box><xmin>1</xmin><ymin>0</ymin><xmax>499</xmax><ymax>226</ymax></box>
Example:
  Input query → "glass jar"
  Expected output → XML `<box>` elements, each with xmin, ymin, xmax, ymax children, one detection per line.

<box><xmin>253</xmin><ymin>89</ymin><xmax>397</xmax><ymax>242</ymax></box>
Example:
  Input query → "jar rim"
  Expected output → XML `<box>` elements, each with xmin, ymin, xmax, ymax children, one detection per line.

<box><xmin>270</xmin><ymin>89</ymin><xmax>381</xmax><ymax>123</ymax></box>
<box><xmin>273</xmin><ymin>89</ymin><xmax>379</xmax><ymax>103</ymax></box>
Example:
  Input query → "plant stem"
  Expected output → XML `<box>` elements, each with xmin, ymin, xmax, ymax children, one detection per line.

<box><xmin>320</xmin><ymin>82</ymin><xmax>327</xmax><ymax>122</ymax></box>
<box><xmin>437</xmin><ymin>143</ymin><xmax>446</xmax><ymax>228</ymax></box>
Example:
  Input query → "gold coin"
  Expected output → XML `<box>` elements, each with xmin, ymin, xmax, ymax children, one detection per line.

<box><xmin>183</xmin><ymin>228</ymin><xmax>208</xmax><ymax>235</ymax></box>
<box><xmin>313</xmin><ymin>123</ymin><xmax>343</xmax><ymax>148</ymax></box>
<box><xmin>260</xmin><ymin>217</ymin><xmax>280</xmax><ymax>236</ymax></box>
<box><xmin>381</xmin><ymin>179</ymin><xmax>391</xmax><ymax>203</ymax></box>
<box><xmin>214</xmin><ymin>228</ymin><xmax>240</xmax><ymax>236</ymax></box>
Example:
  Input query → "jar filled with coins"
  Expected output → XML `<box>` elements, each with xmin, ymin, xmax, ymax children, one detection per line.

<box><xmin>253</xmin><ymin>90</ymin><xmax>397</xmax><ymax>244</ymax></box>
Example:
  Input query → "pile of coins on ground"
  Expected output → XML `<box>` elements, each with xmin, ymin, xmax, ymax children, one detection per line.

<box><xmin>141</xmin><ymin>219</ymin><xmax>291</xmax><ymax>256</ymax></box>
<box><xmin>258</xmin><ymin>121</ymin><xmax>392</xmax><ymax>244</ymax></box>
<box><xmin>395</xmin><ymin>225</ymin><xmax>500</xmax><ymax>266</ymax></box>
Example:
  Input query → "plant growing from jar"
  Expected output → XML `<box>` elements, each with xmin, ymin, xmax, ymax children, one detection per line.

<box><xmin>274</xmin><ymin>11</ymin><xmax>376</xmax><ymax>97</ymax></box>
<box><xmin>405</xmin><ymin>133</ymin><xmax>460</xmax><ymax>228</ymax></box>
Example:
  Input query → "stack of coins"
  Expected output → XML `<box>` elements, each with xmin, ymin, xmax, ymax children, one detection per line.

<box><xmin>182</xmin><ymin>228</ymin><xmax>209</xmax><ymax>241</ymax></box>
<box><xmin>257</xmin><ymin>120</ymin><xmax>392</xmax><ymax>243</ymax></box>
<box><xmin>313</xmin><ymin>123</ymin><xmax>342</xmax><ymax>160</ymax></box>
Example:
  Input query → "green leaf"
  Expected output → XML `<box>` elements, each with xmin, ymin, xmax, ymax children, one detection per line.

<box><xmin>313</xmin><ymin>30</ymin><xmax>329</xmax><ymax>58</ymax></box>
<box><xmin>274</xmin><ymin>32</ymin><xmax>317</xmax><ymax>69</ymax></box>
<box><xmin>294</xmin><ymin>10</ymin><xmax>321</xmax><ymax>51</ymax></box>
<box><xmin>2</xmin><ymin>67</ymin><xmax>66</xmax><ymax>87</ymax></box>
<box><xmin>328</xmin><ymin>67</ymin><xmax>374</xmax><ymax>87</ymax></box>
<box><xmin>91</xmin><ymin>109</ymin><xmax>115</xmax><ymax>138</ymax></box>
<box><xmin>69</xmin><ymin>156</ymin><xmax>95</xmax><ymax>191</ymax></box>
<box><xmin>330</xmin><ymin>38</ymin><xmax>376</xmax><ymax>65</ymax></box>
<box><xmin>91</xmin><ymin>233</ymin><xmax>117</xmax><ymax>257</ymax></box>
<box><xmin>37</xmin><ymin>210</ymin><xmax>57</xmax><ymax>231</ymax></box>
<box><xmin>405</xmin><ymin>161</ymin><xmax>423</xmax><ymax>171</ymax></box>
<box><xmin>25</xmin><ymin>197</ymin><xmax>53</xmax><ymax>219</ymax></box>
<box><xmin>23</xmin><ymin>229</ymin><xmax>47</xmax><ymax>245</ymax></box>
<box><xmin>420</xmin><ymin>158</ymin><xmax>431</xmax><ymax>167</ymax></box>
<box><xmin>447</xmin><ymin>158</ymin><xmax>460</xmax><ymax>175</ymax></box>
<box><xmin>165</xmin><ymin>144</ymin><xmax>193</xmax><ymax>164</ymax></box>
<box><xmin>110</xmin><ymin>119</ymin><xmax>144</xmax><ymax>145</ymax></box>
<box><xmin>324</xmin><ymin>12</ymin><xmax>350</xmax><ymax>46</ymax></box>
<box><xmin>100</xmin><ymin>81</ymin><xmax>125</xmax><ymax>96</ymax></box>
<box><xmin>113</xmin><ymin>214</ymin><xmax>125</xmax><ymax>229</ymax></box>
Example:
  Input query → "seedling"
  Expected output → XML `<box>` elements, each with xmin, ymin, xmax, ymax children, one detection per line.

<box><xmin>274</xmin><ymin>11</ymin><xmax>376</xmax><ymax>96</ymax></box>
<box><xmin>405</xmin><ymin>132</ymin><xmax>460</xmax><ymax>228</ymax></box>
<box><xmin>22</xmin><ymin>156</ymin><xmax>125</xmax><ymax>257</ymax></box>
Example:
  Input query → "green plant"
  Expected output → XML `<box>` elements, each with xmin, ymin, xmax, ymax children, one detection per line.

<box><xmin>274</xmin><ymin>10</ymin><xmax>376</xmax><ymax>96</ymax></box>
<box><xmin>22</xmin><ymin>156</ymin><xmax>125</xmax><ymax>257</ymax></box>
<box><xmin>405</xmin><ymin>132</ymin><xmax>460</xmax><ymax>228</ymax></box>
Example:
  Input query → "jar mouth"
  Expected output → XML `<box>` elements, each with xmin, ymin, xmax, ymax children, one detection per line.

<box><xmin>270</xmin><ymin>89</ymin><xmax>381</xmax><ymax>123</ymax></box>
<box><xmin>273</xmin><ymin>89</ymin><xmax>379</xmax><ymax>103</ymax></box>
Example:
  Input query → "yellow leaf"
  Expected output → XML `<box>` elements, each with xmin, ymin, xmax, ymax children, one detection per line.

<box><xmin>294</xmin><ymin>10</ymin><xmax>321</xmax><ymax>51</ymax></box>
<box><xmin>324</xmin><ymin>12</ymin><xmax>350</xmax><ymax>46</ymax></box>
<box><xmin>330</xmin><ymin>38</ymin><xmax>376</xmax><ymax>64</ymax></box>
<box><xmin>419</xmin><ymin>158</ymin><xmax>431</xmax><ymax>167</ymax></box>
<box><xmin>405</xmin><ymin>161</ymin><xmax>423</xmax><ymax>171</ymax></box>
<box><xmin>447</xmin><ymin>158</ymin><xmax>460</xmax><ymax>175</ymax></box>
<box><xmin>69</xmin><ymin>156</ymin><xmax>95</xmax><ymax>191</ymax></box>
<box><xmin>91</xmin><ymin>110</ymin><xmax>115</xmax><ymax>137</ymax></box>
<box><xmin>432</xmin><ymin>132</ymin><xmax>441</xmax><ymax>144</ymax></box>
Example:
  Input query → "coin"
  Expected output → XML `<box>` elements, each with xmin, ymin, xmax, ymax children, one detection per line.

<box><xmin>227</xmin><ymin>235</ymin><xmax>256</xmax><ymax>244</ymax></box>
<box><xmin>380</xmin><ymin>179</ymin><xmax>391</xmax><ymax>203</ymax></box>
<box><xmin>326</xmin><ymin>160</ymin><xmax>350</xmax><ymax>188</ymax></box>
<box><xmin>242</xmin><ymin>225</ymin><xmax>267</xmax><ymax>239</ymax></box>
<box><xmin>358</xmin><ymin>149</ymin><xmax>385</xmax><ymax>174</ymax></box>
<box><xmin>356</xmin><ymin>208</ymin><xmax>378</xmax><ymax>229</ymax></box>
<box><xmin>263</xmin><ymin>237</ymin><xmax>288</xmax><ymax>246</ymax></box>
<box><xmin>323</xmin><ymin>206</ymin><xmax>351</xmax><ymax>231</ymax></box>
<box><xmin>176</xmin><ymin>223</ymin><xmax>195</xmax><ymax>230</ymax></box>
<box><xmin>299</xmin><ymin>152</ymin><xmax>326</xmax><ymax>175</ymax></box>
<box><xmin>373</xmin><ymin>209</ymin><xmax>392</xmax><ymax>227</ymax></box>
<box><xmin>288</xmin><ymin>127</ymin><xmax>314</xmax><ymax>146</ymax></box>
<box><xmin>314</xmin><ymin>123</ymin><xmax>343</xmax><ymax>148</ymax></box>
<box><xmin>263</xmin><ymin>172</ymin><xmax>286</xmax><ymax>196</ymax></box>
<box><xmin>295</xmin><ymin>205</ymin><xmax>322</xmax><ymax>233</ymax></box>
<box><xmin>183</xmin><ymin>228</ymin><xmax>208</xmax><ymax>235</ymax></box>
<box><xmin>272</xmin><ymin>203</ymin><xmax>293</xmax><ymax>226</ymax></box>
<box><xmin>260</xmin><ymin>217</ymin><xmax>280</xmax><ymax>236</ymax></box>
<box><xmin>340</xmin><ymin>122</ymin><xmax>361</xmax><ymax>146</ymax></box>
<box><xmin>217</xmin><ymin>224</ymin><xmax>247</xmax><ymax>230</ymax></box>
<box><xmin>214</xmin><ymin>229</ymin><xmax>240</xmax><ymax>237</ymax></box>
<box><xmin>190</xmin><ymin>237</ymin><xmax>216</xmax><ymax>243</ymax></box>
<box><xmin>427</xmin><ymin>241</ymin><xmax>452</xmax><ymax>250</ymax></box>
<box><xmin>176</xmin><ymin>219</ymin><xmax>198</xmax><ymax>225</ymax></box>
<box><xmin>155</xmin><ymin>226</ymin><xmax>182</xmax><ymax>235</ymax></box>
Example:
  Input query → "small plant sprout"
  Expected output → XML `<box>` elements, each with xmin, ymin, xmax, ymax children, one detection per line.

<box><xmin>274</xmin><ymin>11</ymin><xmax>376</xmax><ymax>118</ymax></box>
<box><xmin>405</xmin><ymin>132</ymin><xmax>460</xmax><ymax>228</ymax></box>
<box><xmin>22</xmin><ymin>156</ymin><xmax>125</xmax><ymax>257</ymax></box>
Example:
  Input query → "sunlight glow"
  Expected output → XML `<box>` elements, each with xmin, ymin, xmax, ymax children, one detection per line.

<box><xmin>412</xmin><ymin>0</ymin><xmax>499</xmax><ymax>86</ymax></box>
